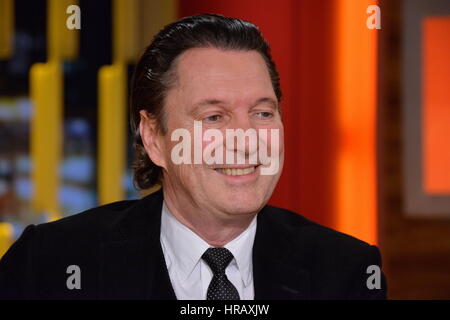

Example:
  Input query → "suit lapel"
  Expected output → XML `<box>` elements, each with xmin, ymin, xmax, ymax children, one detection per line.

<box><xmin>99</xmin><ymin>190</ymin><xmax>176</xmax><ymax>299</ymax></box>
<box><xmin>253</xmin><ymin>206</ymin><xmax>311</xmax><ymax>300</ymax></box>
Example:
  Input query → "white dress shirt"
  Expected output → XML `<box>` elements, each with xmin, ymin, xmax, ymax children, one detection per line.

<box><xmin>160</xmin><ymin>201</ymin><xmax>257</xmax><ymax>300</ymax></box>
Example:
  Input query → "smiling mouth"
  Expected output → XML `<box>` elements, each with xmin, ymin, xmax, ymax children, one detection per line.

<box><xmin>214</xmin><ymin>166</ymin><xmax>259</xmax><ymax>176</ymax></box>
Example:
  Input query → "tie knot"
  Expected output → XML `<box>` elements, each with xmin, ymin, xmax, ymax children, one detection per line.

<box><xmin>202</xmin><ymin>247</ymin><xmax>234</xmax><ymax>275</ymax></box>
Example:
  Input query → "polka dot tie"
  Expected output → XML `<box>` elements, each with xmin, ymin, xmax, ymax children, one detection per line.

<box><xmin>202</xmin><ymin>247</ymin><xmax>240</xmax><ymax>300</ymax></box>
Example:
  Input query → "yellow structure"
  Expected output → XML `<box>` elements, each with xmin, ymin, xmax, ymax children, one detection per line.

<box><xmin>30</xmin><ymin>62</ymin><xmax>63</xmax><ymax>221</ymax></box>
<box><xmin>98</xmin><ymin>0</ymin><xmax>139</xmax><ymax>204</ymax></box>
<box><xmin>47</xmin><ymin>0</ymin><xmax>79</xmax><ymax>61</ymax></box>
<box><xmin>98</xmin><ymin>64</ymin><xmax>127</xmax><ymax>204</ymax></box>
<box><xmin>30</xmin><ymin>0</ymin><xmax>79</xmax><ymax>221</ymax></box>
<box><xmin>0</xmin><ymin>222</ymin><xmax>13</xmax><ymax>257</ymax></box>
<box><xmin>0</xmin><ymin>0</ymin><xmax>14</xmax><ymax>59</ymax></box>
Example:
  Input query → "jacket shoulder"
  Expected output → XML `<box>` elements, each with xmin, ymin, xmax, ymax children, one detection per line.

<box><xmin>35</xmin><ymin>199</ymin><xmax>139</xmax><ymax>234</ymax></box>
<box><xmin>261</xmin><ymin>206</ymin><xmax>386</xmax><ymax>299</ymax></box>
<box><xmin>0</xmin><ymin>193</ymin><xmax>161</xmax><ymax>299</ymax></box>
<box><xmin>262</xmin><ymin>205</ymin><xmax>374</xmax><ymax>253</ymax></box>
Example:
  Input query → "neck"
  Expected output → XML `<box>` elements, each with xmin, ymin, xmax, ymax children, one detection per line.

<box><xmin>162</xmin><ymin>188</ymin><xmax>255</xmax><ymax>247</ymax></box>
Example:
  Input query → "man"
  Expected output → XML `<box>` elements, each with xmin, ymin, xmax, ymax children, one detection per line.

<box><xmin>0</xmin><ymin>14</ymin><xmax>386</xmax><ymax>299</ymax></box>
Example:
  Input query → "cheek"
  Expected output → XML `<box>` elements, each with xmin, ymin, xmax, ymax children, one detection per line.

<box><xmin>174</xmin><ymin>163</ymin><xmax>206</xmax><ymax>185</ymax></box>
<box><xmin>165</xmin><ymin>164</ymin><xmax>196</xmax><ymax>193</ymax></box>
<box><xmin>261</xmin><ymin>126</ymin><xmax>284</xmax><ymax>156</ymax></box>
<box><xmin>158</xmin><ymin>135</ymin><xmax>177</xmax><ymax>169</ymax></box>
<box><xmin>276</xmin><ymin>125</ymin><xmax>285</xmax><ymax>155</ymax></box>
<box><xmin>279</xmin><ymin>131</ymin><xmax>285</xmax><ymax>154</ymax></box>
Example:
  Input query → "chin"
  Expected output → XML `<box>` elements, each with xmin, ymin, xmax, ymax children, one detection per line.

<box><xmin>218</xmin><ymin>191</ymin><xmax>266</xmax><ymax>216</ymax></box>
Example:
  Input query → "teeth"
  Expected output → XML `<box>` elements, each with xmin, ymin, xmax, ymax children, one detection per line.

<box><xmin>216</xmin><ymin>167</ymin><xmax>256</xmax><ymax>176</ymax></box>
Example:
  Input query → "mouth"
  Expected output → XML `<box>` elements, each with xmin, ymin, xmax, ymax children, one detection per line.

<box><xmin>214</xmin><ymin>165</ymin><xmax>259</xmax><ymax>176</ymax></box>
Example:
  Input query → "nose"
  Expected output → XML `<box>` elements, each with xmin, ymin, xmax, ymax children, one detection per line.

<box><xmin>224</xmin><ymin>113</ymin><xmax>258</xmax><ymax>162</ymax></box>
<box><xmin>227</xmin><ymin>112</ymin><xmax>254</xmax><ymax>132</ymax></box>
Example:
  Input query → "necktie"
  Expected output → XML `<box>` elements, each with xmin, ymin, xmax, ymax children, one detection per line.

<box><xmin>202</xmin><ymin>247</ymin><xmax>240</xmax><ymax>300</ymax></box>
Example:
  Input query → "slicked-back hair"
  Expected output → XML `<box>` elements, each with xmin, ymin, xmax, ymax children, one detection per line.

<box><xmin>130</xmin><ymin>13</ymin><xmax>282</xmax><ymax>190</ymax></box>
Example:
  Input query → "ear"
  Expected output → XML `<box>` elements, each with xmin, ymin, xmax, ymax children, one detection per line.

<box><xmin>139</xmin><ymin>110</ymin><xmax>167</xmax><ymax>169</ymax></box>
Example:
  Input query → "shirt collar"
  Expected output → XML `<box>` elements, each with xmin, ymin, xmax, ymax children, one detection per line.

<box><xmin>224</xmin><ymin>216</ymin><xmax>256</xmax><ymax>287</ymax></box>
<box><xmin>160</xmin><ymin>201</ymin><xmax>257</xmax><ymax>287</ymax></box>
<box><xmin>160</xmin><ymin>201</ymin><xmax>209</xmax><ymax>280</ymax></box>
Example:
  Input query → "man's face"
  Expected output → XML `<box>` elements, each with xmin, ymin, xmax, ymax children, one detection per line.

<box><xmin>145</xmin><ymin>47</ymin><xmax>284</xmax><ymax>219</ymax></box>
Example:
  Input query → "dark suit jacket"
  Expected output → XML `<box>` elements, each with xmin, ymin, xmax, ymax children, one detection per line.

<box><xmin>0</xmin><ymin>190</ymin><xmax>387</xmax><ymax>299</ymax></box>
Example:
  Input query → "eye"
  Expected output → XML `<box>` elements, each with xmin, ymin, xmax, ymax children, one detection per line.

<box><xmin>204</xmin><ymin>114</ymin><xmax>222</xmax><ymax>123</ymax></box>
<box><xmin>256</xmin><ymin>111</ymin><xmax>273</xmax><ymax>119</ymax></box>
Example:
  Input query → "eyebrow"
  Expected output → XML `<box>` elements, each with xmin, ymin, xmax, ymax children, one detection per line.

<box><xmin>189</xmin><ymin>97</ymin><xmax>278</xmax><ymax>116</ymax></box>
<box><xmin>251</xmin><ymin>97</ymin><xmax>278</xmax><ymax>110</ymax></box>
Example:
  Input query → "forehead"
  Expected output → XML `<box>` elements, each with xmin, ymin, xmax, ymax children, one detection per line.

<box><xmin>169</xmin><ymin>47</ymin><xmax>276</xmax><ymax>106</ymax></box>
